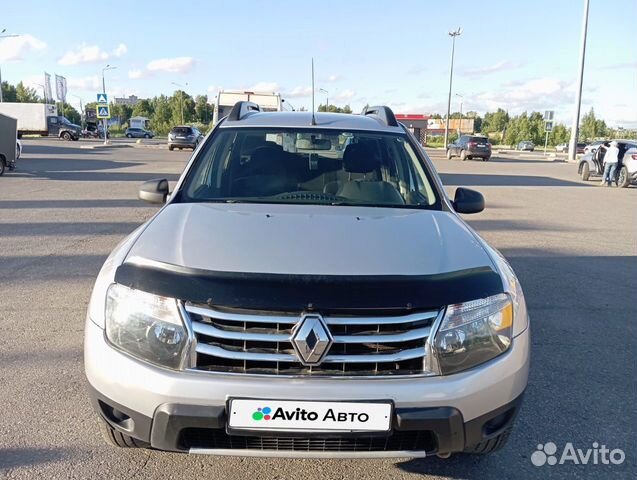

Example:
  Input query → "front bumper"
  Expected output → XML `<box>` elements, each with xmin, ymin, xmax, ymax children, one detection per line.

<box><xmin>85</xmin><ymin>319</ymin><xmax>529</xmax><ymax>456</ymax></box>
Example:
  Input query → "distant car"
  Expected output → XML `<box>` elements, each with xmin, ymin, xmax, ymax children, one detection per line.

<box><xmin>168</xmin><ymin>125</ymin><xmax>204</xmax><ymax>151</ymax></box>
<box><xmin>555</xmin><ymin>143</ymin><xmax>568</xmax><ymax>153</ymax></box>
<box><xmin>584</xmin><ymin>140</ymin><xmax>605</xmax><ymax>155</ymax></box>
<box><xmin>578</xmin><ymin>140</ymin><xmax>637</xmax><ymax>187</ymax></box>
<box><xmin>447</xmin><ymin>135</ymin><xmax>491</xmax><ymax>161</ymax></box>
<box><xmin>125</xmin><ymin>127</ymin><xmax>154</xmax><ymax>139</ymax></box>
<box><xmin>16</xmin><ymin>138</ymin><xmax>22</xmax><ymax>159</ymax></box>
<box><xmin>555</xmin><ymin>143</ymin><xmax>586</xmax><ymax>154</ymax></box>
<box><xmin>516</xmin><ymin>141</ymin><xmax>535</xmax><ymax>151</ymax></box>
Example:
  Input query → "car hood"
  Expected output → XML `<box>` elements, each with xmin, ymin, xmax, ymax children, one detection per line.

<box><xmin>125</xmin><ymin>203</ymin><xmax>495</xmax><ymax>276</ymax></box>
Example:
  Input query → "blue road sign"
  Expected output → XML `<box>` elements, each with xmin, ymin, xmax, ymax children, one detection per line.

<box><xmin>96</xmin><ymin>93</ymin><xmax>108</xmax><ymax>104</ymax></box>
<box><xmin>96</xmin><ymin>105</ymin><xmax>111</xmax><ymax>119</ymax></box>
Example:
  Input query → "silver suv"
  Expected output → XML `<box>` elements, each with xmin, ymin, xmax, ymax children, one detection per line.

<box><xmin>85</xmin><ymin>104</ymin><xmax>529</xmax><ymax>458</ymax></box>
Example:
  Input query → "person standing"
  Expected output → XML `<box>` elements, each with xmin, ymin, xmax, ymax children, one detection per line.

<box><xmin>600</xmin><ymin>140</ymin><xmax>620</xmax><ymax>187</ymax></box>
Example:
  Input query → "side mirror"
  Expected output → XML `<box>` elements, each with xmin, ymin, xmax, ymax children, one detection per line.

<box><xmin>139</xmin><ymin>178</ymin><xmax>169</xmax><ymax>204</ymax></box>
<box><xmin>453</xmin><ymin>187</ymin><xmax>485</xmax><ymax>214</ymax></box>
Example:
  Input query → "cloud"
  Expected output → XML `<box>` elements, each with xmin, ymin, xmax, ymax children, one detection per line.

<box><xmin>407</xmin><ymin>65</ymin><xmax>427</xmax><ymax>75</ymax></box>
<box><xmin>245</xmin><ymin>82</ymin><xmax>280</xmax><ymax>92</ymax></box>
<box><xmin>461</xmin><ymin>61</ymin><xmax>522</xmax><ymax>77</ymax></box>
<box><xmin>146</xmin><ymin>56</ymin><xmax>195</xmax><ymax>73</ymax></box>
<box><xmin>472</xmin><ymin>77</ymin><xmax>574</xmax><ymax>114</ymax></box>
<box><xmin>284</xmin><ymin>86</ymin><xmax>314</xmax><ymax>98</ymax></box>
<box><xmin>128</xmin><ymin>69</ymin><xmax>143</xmax><ymax>79</ymax></box>
<box><xmin>324</xmin><ymin>74</ymin><xmax>342</xmax><ymax>82</ymax></box>
<box><xmin>58</xmin><ymin>44</ymin><xmax>109</xmax><ymax>65</ymax></box>
<box><xmin>113</xmin><ymin>43</ymin><xmax>127</xmax><ymax>57</ymax></box>
<box><xmin>332</xmin><ymin>89</ymin><xmax>356</xmax><ymax>102</ymax></box>
<box><xmin>58</xmin><ymin>42</ymin><xmax>128</xmax><ymax>66</ymax></box>
<box><xmin>0</xmin><ymin>34</ymin><xmax>47</xmax><ymax>62</ymax></box>
<box><xmin>66</xmin><ymin>75</ymin><xmax>101</xmax><ymax>90</ymax></box>
<box><xmin>601</xmin><ymin>61</ymin><xmax>637</xmax><ymax>70</ymax></box>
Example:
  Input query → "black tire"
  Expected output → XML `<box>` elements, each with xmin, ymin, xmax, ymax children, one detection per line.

<box><xmin>72</xmin><ymin>136</ymin><xmax>79</xmax><ymax>141</ymax></box>
<box><xmin>126</xmin><ymin>134</ymin><xmax>132</xmax><ymax>138</ymax></box>
<box><xmin>62</xmin><ymin>131</ymin><xmax>71</xmax><ymax>141</ymax></box>
<box><xmin>581</xmin><ymin>162</ymin><xmax>590</xmax><ymax>181</ymax></box>
<box><xmin>617</xmin><ymin>166</ymin><xmax>630</xmax><ymax>188</ymax></box>
<box><xmin>168</xmin><ymin>145</ymin><xmax>174</xmax><ymax>151</ymax></box>
<box><xmin>0</xmin><ymin>158</ymin><xmax>5</xmax><ymax>176</ymax></box>
<box><xmin>460</xmin><ymin>150</ymin><xmax>467</xmax><ymax>161</ymax></box>
<box><xmin>483</xmin><ymin>156</ymin><xmax>490</xmax><ymax>161</ymax></box>
<box><xmin>464</xmin><ymin>428</ymin><xmax>511</xmax><ymax>455</ymax></box>
<box><xmin>446</xmin><ymin>149</ymin><xmax>453</xmax><ymax>160</ymax></box>
<box><xmin>99</xmin><ymin>420</ymin><xmax>149</xmax><ymax>449</ymax></box>
<box><xmin>144</xmin><ymin>134</ymin><xmax>150</xmax><ymax>139</ymax></box>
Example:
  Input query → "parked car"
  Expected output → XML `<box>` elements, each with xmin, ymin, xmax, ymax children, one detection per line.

<box><xmin>584</xmin><ymin>140</ymin><xmax>605</xmax><ymax>155</ymax></box>
<box><xmin>447</xmin><ymin>135</ymin><xmax>492</xmax><ymax>161</ymax></box>
<box><xmin>516</xmin><ymin>141</ymin><xmax>534</xmax><ymax>151</ymax></box>
<box><xmin>555</xmin><ymin>142</ymin><xmax>586</xmax><ymax>154</ymax></box>
<box><xmin>125</xmin><ymin>127</ymin><xmax>154</xmax><ymax>139</ymax></box>
<box><xmin>555</xmin><ymin>143</ymin><xmax>568</xmax><ymax>153</ymax></box>
<box><xmin>578</xmin><ymin>140</ymin><xmax>637</xmax><ymax>187</ymax></box>
<box><xmin>168</xmin><ymin>125</ymin><xmax>204</xmax><ymax>151</ymax></box>
<box><xmin>85</xmin><ymin>103</ymin><xmax>530</xmax><ymax>459</ymax></box>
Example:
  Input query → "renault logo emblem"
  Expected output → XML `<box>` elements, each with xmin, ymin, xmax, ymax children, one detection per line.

<box><xmin>291</xmin><ymin>313</ymin><xmax>333</xmax><ymax>366</ymax></box>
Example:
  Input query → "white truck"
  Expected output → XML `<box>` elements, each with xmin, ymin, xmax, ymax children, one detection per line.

<box><xmin>212</xmin><ymin>90</ymin><xmax>282</xmax><ymax>124</ymax></box>
<box><xmin>0</xmin><ymin>102</ymin><xmax>81</xmax><ymax>140</ymax></box>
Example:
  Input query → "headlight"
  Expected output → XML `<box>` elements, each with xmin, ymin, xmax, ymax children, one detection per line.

<box><xmin>433</xmin><ymin>293</ymin><xmax>513</xmax><ymax>375</ymax></box>
<box><xmin>105</xmin><ymin>283</ymin><xmax>188</xmax><ymax>369</ymax></box>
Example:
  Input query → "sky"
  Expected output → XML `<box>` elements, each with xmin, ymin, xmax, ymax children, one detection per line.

<box><xmin>1</xmin><ymin>0</ymin><xmax>635</xmax><ymax>127</ymax></box>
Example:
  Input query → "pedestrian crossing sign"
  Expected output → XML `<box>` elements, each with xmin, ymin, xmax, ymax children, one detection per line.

<box><xmin>97</xmin><ymin>105</ymin><xmax>111</xmax><ymax>119</ymax></box>
<box><xmin>96</xmin><ymin>93</ymin><xmax>108</xmax><ymax>104</ymax></box>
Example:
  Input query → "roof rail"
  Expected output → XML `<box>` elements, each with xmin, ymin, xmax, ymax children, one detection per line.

<box><xmin>362</xmin><ymin>105</ymin><xmax>399</xmax><ymax>127</ymax></box>
<box><xmin>228</xmin><ymin>101</ymin><xmax>262</xmax><ymax>121</ymax></box>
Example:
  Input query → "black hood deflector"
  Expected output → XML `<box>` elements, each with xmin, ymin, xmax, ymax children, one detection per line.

<box><xmin>115</xmin><ymin>262</ymin><xmax>504</xmax><ymax>313</ymax></box>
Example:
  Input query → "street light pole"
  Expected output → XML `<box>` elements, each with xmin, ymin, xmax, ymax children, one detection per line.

<box><xmin>568</xmin><ymin>0</ymin><xmax>590</xmax><ymax>162</ymax></box>
<box><xmin>444</xmin><ymin>28</ymin><xmax>462</xmax><ymax>148</ymax></box>
<box><xmin>101</xmin><ymin>64</ymin><xmax>116</xmax><ymax>145</ymax></box>
<box><xmin>455</xmin><ymin>93</ymin><xmax>463</xmax><ymax>136</ymax></box>
<box><xmin>0</xmin><ymin>29</ymin><xmax>20</xmax><ymax>103</ymax></box>
<box><xmin>320</xmin><ymin>88</ymin><xmax>329</xmax><ymax>112</ymax></box>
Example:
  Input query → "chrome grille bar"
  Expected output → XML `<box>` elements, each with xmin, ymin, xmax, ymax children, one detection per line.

<box><xmin>186</xmin><ymin>303</ymin><xmax>440</xmax><ymax>376</ymax></box>
<box><xmin>195</xmin><ymin>343</ymin><xmax>427</xmax><ymax>364</ymax></box>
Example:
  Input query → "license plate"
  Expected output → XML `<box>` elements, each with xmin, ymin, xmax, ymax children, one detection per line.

<box><xmin>228</xmin><ymin>399</ymin><xmax>392</xmax><ymax>432</ymax></box>
<box><xmin>477</xmin><ymin>144</ymin><xmax>486</xmax><ymax>147</ymax></box>
<box><xmin>176</xmin><ymin>136</ymin><xmax>186</xmax><ymax>139</ymax></box>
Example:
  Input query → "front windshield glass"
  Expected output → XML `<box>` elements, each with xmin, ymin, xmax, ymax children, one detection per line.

<box><xmin>179</xmin><ymin>128</ymin><xmax>439</xmax><ymax>209</ymax></box>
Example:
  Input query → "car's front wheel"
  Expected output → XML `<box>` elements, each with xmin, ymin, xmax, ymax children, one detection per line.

<box><xmin>99</xmin><ymin>420</ymin><xmax>149</xmax><ymax>449</ymax></box>
<box><xmin>617</xmin><ymin>166</ymin><xmax>630</xmax><ymax>188</ymax></box>
<box><xmin>126</xmin><ymin>134</ymin><xmax>132</xmax><ymax>138</ymax></box>
<box><xmin>62</xmin><ymin>131</ymin><xmax>71</xmax><ymax>141</ymax></box>
<box><xmin>581</xmin><ymin>162</ymin><xmax>590</xmax><ymax>181</ymax></box>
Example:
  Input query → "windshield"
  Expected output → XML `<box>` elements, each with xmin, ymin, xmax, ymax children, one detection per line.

<box><xmin>178</xmin><ymin>128</ymin><xmax>439</xmax><ymax>209</ymax></box>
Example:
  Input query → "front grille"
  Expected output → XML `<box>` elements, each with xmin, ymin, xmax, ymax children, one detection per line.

<box><xmin>184</xmin><ymin>304</ymin><xmax>440</xmax><ymax>376</ymax></box>
<box><xmin>179</xmin><ymin>428</ymin><xmax>437</xmax><ymax>453</ymax></box>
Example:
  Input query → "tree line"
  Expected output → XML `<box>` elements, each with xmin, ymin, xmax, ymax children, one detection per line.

<box><xmin>2</xmin><ymin>80</ymin><xmax>632</xmax><ymax>142</ymax></box>
<box><xmin>434</xmin><ymin>107</ymin><xmax>632</xmax><ymax>146</ymax></box>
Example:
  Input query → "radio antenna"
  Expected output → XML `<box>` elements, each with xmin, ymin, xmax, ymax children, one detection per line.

<box><xmin>311</xmin><ymin>58</ymin><xmax>317</xmax><ymax>125</ymax></box>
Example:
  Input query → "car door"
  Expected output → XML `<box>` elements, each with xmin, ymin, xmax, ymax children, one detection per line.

<box><xmin>48</xmin><ymin>116</ymin><xmax>60</xmax><ymax>136</ymax></box>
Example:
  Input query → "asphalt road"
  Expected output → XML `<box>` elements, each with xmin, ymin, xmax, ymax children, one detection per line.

<box><xmin>1</xmin><ymin>140</ymin><xmax>635</xmax><ymax>479</ymax></box>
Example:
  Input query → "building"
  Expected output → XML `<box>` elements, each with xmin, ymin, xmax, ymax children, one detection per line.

<box><xmin>395</xmin><ymin>114</ymin><xmax>429</xmax><ymax>145</ymax></box>
<box><xmin>113</xmin><ymin>95</ymin><xmax>142</xmax><ymax>106</ymax></box>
